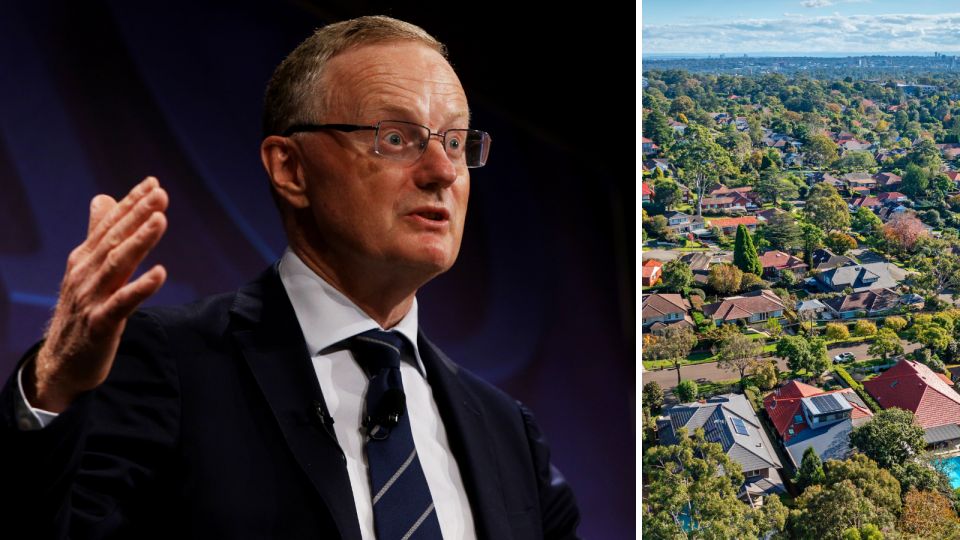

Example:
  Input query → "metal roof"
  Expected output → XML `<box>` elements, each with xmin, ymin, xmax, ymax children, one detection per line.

<box><xmin>923</xmin><ymin>423</ymin><xmax>960</xmax><ymax>444</ymax></box>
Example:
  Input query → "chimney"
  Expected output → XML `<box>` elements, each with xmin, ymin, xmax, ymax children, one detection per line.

<box><xmin>698</xmin><ymin>399</ymin><xmax>707</xmax><ymax>404</ymax></box>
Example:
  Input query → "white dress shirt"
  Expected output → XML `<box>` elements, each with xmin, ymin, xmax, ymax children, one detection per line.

<box><xmin>17</xmin><ymin>247</ymin><xmax>477</xmax><ymax>540</ymax></box>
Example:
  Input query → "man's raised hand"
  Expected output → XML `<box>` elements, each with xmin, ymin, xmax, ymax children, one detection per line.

<box><xmin>26</xmin><ymin>177</ymin><xmax>169</xmax><ymax>413</ymax></box>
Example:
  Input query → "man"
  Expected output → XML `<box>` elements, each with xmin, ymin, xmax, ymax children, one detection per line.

<box><xmin>1</xmin><ymin>16</ymin><xmax>580</xmax><ymax>540</ymax></box>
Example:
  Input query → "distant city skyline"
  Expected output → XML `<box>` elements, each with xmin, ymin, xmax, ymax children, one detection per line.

<box><xmin>642</xmin><ymin>0</ymin><xmax>960</xmax><ymax>54</ymax></box>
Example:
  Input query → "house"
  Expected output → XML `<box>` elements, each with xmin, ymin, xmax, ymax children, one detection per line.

<box><xmin>641</xmin><ymin>136</ymin><xmax>660</xmax><ymax>156</ymax></box>
<box><xmin>755</xmin><ymin>208</ymin><xmax>786</xmax><ymax>223</ymax></box>
<box><xmin>641</xmin><ymin>293</ymin><xmax>695</xmax><ymax>335</ymax></box>
<box><xmin>822</xmin><ymin>288</ymin><xmax>901</xmax><ymax>319</ymax></box>
<box><xmin>783</xmin><ymin>153</ymin><xmax>805</xmax><ymax>167</ymax></box>
<box><xmin>700</xmin><ymin>197</ymin><xmax>742</xmax><ymax>212</ymax></box>
<box><xmin>680</xmin><ymin>252</ymin><xmax>732</xmax><ymax>285</ymax></box>
<box><xmin>642</xmin><ymin>159</ymin><xmax>677</xmax><ymax>175</ymax></box>
<box><xmin>810</xmin><ymin>172</ymin><xmax>845</xmax><ymax>190</ymax></box>
<box><xmin>657</xmin><ymin>394</ymin><xmax>785</xmax><ymax>506</ymax></box>
<box><xmin>641</xmin><ymin>183</ymin><xmax>653</xmax><ymax>204</ymax></box>
<box><xmin>709</xmin><ymin>216</ymin><xmax>759</xmax><ymax>235</ymax></box>
<box><xmin>947</xmin><ymin>171</ymin><xmax>960</xmax><ymax>188</ymax></box>
<box><xmin>667</xmin><ymin>120</ymin><xmax>687</xmax><ymax>134</ymax></box>
<box><xmin>847</xmin><ymin>196</ymin><xmax>883</xmax><ymax>211</ymax></box>
<box><xmin>796</xmin><ymin>299</ymin><xmax>828</xmax><ymax>318</ymax></box>
<box><xmin>843</xmin><ymin>173</ymin><xmax>876</xmax><ymax>189</ymax></box>
<box><xmin>707</xmin><ymin>185</ymin><xmax>762</xmax><ymax>207</ymax></box>
<box><xmin>945</xmin><ymin>148</ymin><xmax>960</xmax><ymax>160</ymax></box>
<box><xmin>763</xmin><ymin>381</ymin><xmax>874</xmax><ymax>470</ymax></box>
<box><xmin>873</xmin><ymin>172</ymin><xmax>902</xmax><ymax>191</ymax></box>
<box><xmin>641</xmin><ymin>259</ymin><xmax>662</xmax><ymax>286</ymax></box>
<box><xmin>809</xmin><ymin>248</ymin><xmax>855</xmax><ymax>271</ymax></box>
<box><xmin>702</xmin><ymin>289</ymin><xmax>785</xmax><ymax>326</ymax></box>
<box><xmin>811</xmin><ymin>262</ymin><xmax>898</xmax><ymax>293</ymax></box>
<box><xmin>663</xmin><ymin>211</ymin><xmax>707</xmax><ymax>234</ymax></box>
<box><xmin>877</xmin><ymin>205</ymin><xmax>907</xmax><ymax>222</ymax></box>
<box><xmin>677</xmin><ymin>183</ymin><xmax>691</xmax><ymax>203</ymax></box>
<box><xmin>757</xmin><ymin>250</ymin><xmax>808</xmax><ymax>280</ymax></box>
<box><xmin>863</xmin><ymin>359</ymin><xmax>960</xmax><ymax>450</ymax></box>
<box><xmin>876</xmin><ymin>192</ymin><xmax>908</xmax><ymax>204</ymax></box>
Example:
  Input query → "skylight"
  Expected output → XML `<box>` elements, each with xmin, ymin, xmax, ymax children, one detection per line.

<box><xmin>731</xmin><ymin>417</ymin><xmax>748</xmax><ymax>435</ymax></box>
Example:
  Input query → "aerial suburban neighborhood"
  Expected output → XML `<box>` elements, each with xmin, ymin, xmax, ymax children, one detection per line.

<box><xmin>641</xmin><ymin>49</ymin><xmax>960</xmax><ymax>539</ymax></box>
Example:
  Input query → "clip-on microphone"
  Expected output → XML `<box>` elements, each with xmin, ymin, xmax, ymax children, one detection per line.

<box><xmin>362</xmin><ymin>388</ymin><xmax>406</xmax><ymax>440</ymax></box>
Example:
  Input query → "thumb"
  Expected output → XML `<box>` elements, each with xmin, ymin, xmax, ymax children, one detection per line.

<box><xmin>88</xmin><ymin>194</ymin><xmax>117</xmax><ymax>236</ymax></box>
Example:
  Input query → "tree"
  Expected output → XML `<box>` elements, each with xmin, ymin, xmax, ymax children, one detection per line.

<box><xmin>912</xmin><ymin>315</ymin><xmax>953</xmax><ymax>352</ymax></box>
<box><xmin>853</xmin><ymin>206</ymin><xmax>882</xmax><ymax>234</ymax></box>
<box><xmin>717</xmin><ymin>333</ymin><xmax>765</xmax><ymax>381</ymax></box>
<box><xmin>668</xmin><ymin>95</ymin><xmax>696</xmax><ymax>118</ymax></box>
<box><xmin>642</xmin><ymin>104</ymin><xmax>675</xmax><ymax>151</ymax></box>
<box><xmin>644</xmin><ymin>326</ymin><xmax>698</xmax><ymax>385</ymax></box>
<box><xmin>747</xmin><ymin>115</ymin><xmax>763</xmax><ymax>146</ymax></box>
<box><xmin>804</xmin><ymin>183</ymin><xmax>850</xmax><ymax>233</ymax></box>
<box><xmin>884</xmin><ymin>316</ymin><xmax>907</xmax><ymax>332</ymax></box>
<box><xmin>824</xmin><ymin>232</ymin><xmax>857</xmax><ymax>255</ymax></box>
<box><xmin>675</xmin><ymin>125</ymin><xmax>734</xmax><ymax>216</ymax></box>
<box><xmin>642</xmin><ymin>381</ymin><xmax>665</xmax><ymax>411</ymax></box>
<box><xmin>733</xmin><ymin>225</ymin><xmax>763</xmax><ymax>275</ymax></box>
<box><xmin>761</xmin><ymin>212</ymin><xmax>801</xmax><ymax>252</ymax></box>
<box><xmin>913</xmin><ymin>245</ymin><xmax>960</xmax><ymax>297</ymax></box>
<box><xmin>675</xmin><ymin>379</ymin><xmax>698</xmax><ymax>403</ymax></box>
<box><xmin>661</xmin><ymin>260</ymin><xmax>693</xmax><ymax>292</ymax></box>
<box><xmin>776</xmin><ymin>335</ymin><xmax>829</xmax><ymax>376</ymax></box>
<box><xmin>643</xmin><ymin>427</ymin><xmax>787</xmax><ymax>540</ymax></box>
<box><xmin>826</xmin><ymin>323</ymin><xmax>850</xmax><ymax>341</ymax></box>
<box><xmin>750</xmin><ymin>359</ymin><xmax>778</xmax><ymax>390</ymax></box>
<box><xmin>653</xmin><ymin>178</ymin><xmax>682</xmax><ymax>210</ymax></box>
<box><xmin>867</xmin><ymin>328</ymin><xmax>904</xmax><ymax>360</ymax></box>
<box><xmin>839</xmin><ymin>151</ymin><xmax>877</xmax><ymax>172</ymax></box>
<box><xmin>898</xmin><ymin>489</ymin><xmax>960</xmax><ymax>538</ymax></box>
<box><xmin>823</xmin><ymin>454</ymin><xmax>902</xmax><ymax>517</ymax></box>
<box><xmin>739</xmin><ymin>273</ymin><xmax>762</xmax><ymax>292</ymax></box>
<box><xmin>902</xmin><ymin>162</ymin><xmax>930</xmax><ymax>199</ymax></box>
<box><xmin>795</xmin><ymin>446</ymin><xmax>826</xmax><ymax>491</ymax></box>
<box><xmin>849</xmin><ymin>407</ymin><xmax>927</xmax><ymax>470</ymax></box>
<box><xmin>882</xmin><ymin>213</ymin><xmax>927</xmax><ymax>254</ymax></box>
<box><xmin>853</xmin><ymin>320</ymin><xmax>877</xmax><ymax>337</ymax></box>
<box><xmin>803</xmin><ymin>133</ymin><xmax>839</xmax><ymax>172</ymax></box>
<box><xmin>708</xmin><ymin>263</ymin><xmax>743</xmax><ymax>296</ymax></box>
<box><xmin>800</xmin><ymin>222</ymin><xmax>825</xmax><ymax>266</ymax></box>
<box><xmin>762</xmin><ymin>318</ymin><xmax>783</xmax><ymax>341</ymax></box>
<box><xmin>783</xmin><ymin>480</ymin><xmax>891</xmax><ymax>540</ymax></box>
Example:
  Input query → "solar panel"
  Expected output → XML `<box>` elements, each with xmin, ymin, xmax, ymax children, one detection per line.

<box><xmin>705</xmin><ymin>425</ymin><xmax>717</xmax><ymax>433</ymax></box>
<box><xmin>731</xmin><ymin>418</ymin><xmax>748</xmax><ymax>435</ymax></box>
<box><xmin>709</xmin><ymin>435</ymin><xmax>721</xmax><ymax>442</ymax></box>
<box><xmin>811</xmin><ymin>395</ymin><xmax>842</xmax><ymax>413</ymax></box>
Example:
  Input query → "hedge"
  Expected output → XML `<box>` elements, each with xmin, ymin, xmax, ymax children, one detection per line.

<box><xmin>833</xmin><ymin>366</ymin><xmax>882</xmax><ymax>414</ymax></box>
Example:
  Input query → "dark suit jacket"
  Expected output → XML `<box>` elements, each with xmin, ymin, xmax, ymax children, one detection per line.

<box><xmin>0</xmin><ymin>264</ymin><xmax>580</xmax><ymax>539</ymax></box>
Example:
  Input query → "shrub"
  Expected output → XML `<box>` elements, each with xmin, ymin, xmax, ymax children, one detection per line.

<box><xmin>675</xmin><ymin>380</ymin><xmax>698</xmax><ymax>403</ymax></box>
<box><xmin>826</xmin><ymin>323</ymin><xmax>850</xmax><ymax>341</ymax></box>
<box><xmin>689</xmin><ymin>288</ymin><xmax>706</xmax><ymax>300</ymax></box>
<box><xmin>853</xmin><ymin>320</ymin><xmax>877</xmax><ymax>337</ymax></box>
<box><xmin>885</xmin><ymin>316</ymin><xmax>907</xmax><ymax>332</ymax></box>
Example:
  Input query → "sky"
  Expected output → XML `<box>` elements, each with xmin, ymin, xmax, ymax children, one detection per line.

<box><xmin>641</xmin><ymin>0</ymin><xmax>960</xmax><ymax>55</ymax></box>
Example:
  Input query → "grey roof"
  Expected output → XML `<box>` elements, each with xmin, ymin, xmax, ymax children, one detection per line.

<box><xmin>796</xmin><ymin>300</ymin><xmax>827</xmax><ymax>312</ymax></box>
<box><xmin>658</xmin><ymin>394</ymin><xmax>782</xmax><ymax>471</ymax></box>
<box><xmin>742</xmin><ymin>474</ymin><xmax>787</xmax><ymax>498</ymax></box>
<box><xmin>815</xmin><ymin>262</ymin><xmax>898</xmax><ymax>293</ymax></box>
<box><xmin>785</xmin><ymin>418</ymin><xmax>860</xmax><ymax>469</ymax></box>
<box><xmin>810</xmin><ymin>248</ymin><xmax>855</xmax><ymax>271</ymax></box>
<box><xmin>924</xmin><ymin>423</ymin><xmax>960</xmax><ymax>444</ymax></box>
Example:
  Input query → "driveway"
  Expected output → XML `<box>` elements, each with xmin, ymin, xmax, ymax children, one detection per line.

<box><xmin>849</xmin><ymin>247</ymin><xmax>916</xmax><ymax>283</ymax></box>
<box><xmin>642</xmin><ymin>339</ymin><xmax>923</xmax><ymax>396</ymax></box>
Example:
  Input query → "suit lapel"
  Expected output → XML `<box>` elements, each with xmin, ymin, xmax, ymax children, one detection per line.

<box><xmin>230</xmin><ymin>265</ymin><xmax>362</xmax><ymax>540</ymax></box>
<box><xmin>417</xmin><ymin>331</ymin><xmax>511</xmax><ymax>540</ymax></box>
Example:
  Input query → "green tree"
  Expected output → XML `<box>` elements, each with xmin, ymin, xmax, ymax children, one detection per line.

<box><xmin>849</xmin><ymin>407</ymin><xmax>927</xmax><ymax>470</ymax></box>
<box><xmin>747</xmin><ymin>115</ymin><xmax>763</xmax><ymax>146</ymax></box>
<box><xmin>826</xmin><ymin>323</ymin><xmax>850</xmax><ymax>341</ymax></box>
<box><xmin>661</xmin><ymin>259</ymin><xmax>693</xmax><ymax>292</ymax></box>
<box><xmin>867</xmin><ymin>328</ymin><xmax>904</xmax><ymax>360</ymax></box>
<box><xmin>668</xmin><ymin>95</ymin><xmax>696</xmax><ymax>118</ymax></box>
<box><xmin>762</xmin><ymin>318</ymin><xmax>783</xmax><ymax>341</ymax></box>
<box><xmin>642</xmin><ymin>381</ymin><xmax>665</xmax><ymax>412</ymax></box>
<box><xmin>823</xmin><ymin>454</ymin><xmax>903</xmax><ymax>517</ymax></box>
<box><xmin>884</xmin><ymin>317</ymin><xmax>907</xmax><ymax>332</ymax></box>
<box><xmin>642</xmin><ymin>104</ymin><xmax>675</xmax><ymax>152</ymax></box>
<box><xmin>643</xmin><ymin>427</ymin><xmax>787</xmax><ymax>540</ymax></box>
<box><xmin>783</xmin><ymin>480</ymin><xmax>891</xmax><ymax>540</ymax></box>
<box><xmin>853</xmin><ymin>320</ymin><xmax>877</xmax><ymax>337</ymax></box>
<box><xmin>733</xmin><ymin>225</ymin><xmax>763</xmax><ymax>275</ymax></box>
<box><xmin>675</xmin><ymin>379</ymin><xmax>698</xmax><ymax>403</ymax></box>
<box><xmin>758</xmin><ymin>169</ymin><xmax>799</xmax><ymax>205</ymax></box>
<box><xmin>804</xmin><ymin>183</ymin><xmax>850</xmax><ymax>233</ymax></box>
<box><xmin>824</xmin><ymin>232</ymin><xmax>857</xmax><ymax>256</ymax></box>
<box><xmin>761</xmin><ymin>212</ymin><xmax>801</xmax><ymax>252</ymax></box>
<box><xmin>750</xmin><ymin>359</ymin><xmax>778</xmax><ymax>391</ymax></box>
<box><xmin>653</xmin><ymin>178</ymin><xmax>682</xmax><ymax>210</ymax></box>
<box><xmin>776</xmin><ymin>335</ymin><xmax>829</xmax><ymax>376</ymax></box>
<box><xmin>803</xmin><ymin>133</ymin><xmax>839</xmax><ymax>172</ymax></box>
<box><xmin>795</xmin><ymin>446</ymin><xmax>826</xmax><ymax>491</ymax></box>
<box><xmin>644</xmin><ymin>326</ymin><xmax>699</xmax><ymax>385</ymax></box>
<box><xmin>717</xmin><ymin>333</ymin><xmax>765</xmax><ymax>382</ymax></box>
<box><xmin>853</xmin><ymin>206</ymin><xmax>882</xmax><ymax>234</ymax></box>
<box><xmin>902</xmin><ymin>162</ymin><xmax>930</xmax><ymax>199</ymax></box>
<box><xmin>708</xmin><ymin>263</ymin><xmax>743</xmax><ymax>296</ymax></box>
<box><xmin>800</xmin><ymin>222</ymin><xmax>826</xmax><ymax>266</ymax></box>
<box><xmin>675</xmin><ymin>125</ymin><xmax>734</xmax><ymax>216</ymax></box>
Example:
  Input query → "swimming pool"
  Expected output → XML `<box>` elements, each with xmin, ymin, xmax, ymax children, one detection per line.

<box><xmin>939</xmin><ymin>456</ymin><xmax>960</xmax><ymax>488</ymax></box>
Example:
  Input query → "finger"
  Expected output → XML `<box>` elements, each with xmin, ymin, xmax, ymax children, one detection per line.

<box><xmin>88</xmin><ymin>195</ymin><xmax>117</xmax><ymax>236</ymax></box>
<box><xmin>95</xmin><ymin>264</ymin><xmax>167</xmax><ymax>328</ymax></box>
<box><xmin>87</xmin><ymin>177</ymin><xmax>160</xmax><ymax>247</ymax></box>
<box><xmin>89</xmin><ymin>187</ymin><xmax>168</xmax><ymax>268</ymax></box>
<box><xmin>95</xmin><ymin>211</ymin><xmax>167</xmax><ymax>294</ymax></box>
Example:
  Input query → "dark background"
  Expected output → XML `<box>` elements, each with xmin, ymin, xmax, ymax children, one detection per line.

<box><xmin>0</xmin><ymin>1</ymin><xmax>635</xmax><ymax>537</ymax></box>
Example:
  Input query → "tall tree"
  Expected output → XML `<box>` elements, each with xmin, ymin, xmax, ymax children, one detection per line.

<box><xmin>898</xmin><ymin>489</ymin><xmax>960</xmax><ymax>538</ymax></box>
<box><xmin>643</xmin><ymin>427</ymin><xmax>787</xmax><ymax>540</ymax></box>
<box><xmin>717</xmin><ymin>333</ymin><xmax>765</xmax><ymax>382</ymax></box>
<box><xmin>675</xmin><ymin>125</ymin><xmax>733</xmax><ymax>216</ymax></box>
<box><xmin>795</xmin><ymin>446</ymin><xmax>826</xmax><ymax>491</ymax></box>
<box><xmin>642</xmin><ymin>104</ymin><xmax>675</xmax><ymax>152</ymax></box>
<box><xmin>804</xmin><ymin>183</ymin><xmax>850</xmax><ymax>233</ymax></box>
<box><xmin>643</xmin><ymin>326</ymin><xmax>698</xmax><ymax>385</ymax></box>
<box><xmin>901</xmin><ymin>162</ymin><xmax>930</xmax><ymax>199</ymax></box>
<box><xmin>849</xmin><ymin>408</ymin><xmax>927</xmax><ymax>470</ymax></box>
<box><xmin>803</xmin><ymin>133</ymin><xmax>839</xmax><ymax>172</ymax></box>
<box><xmin>652</xmin><ymin>178</ymin><xmax>682</xmax><ymax>210</ymax></box>
<box><xmin>800</xmin><ymin>222</ymin><xmax>826</xmax><ymax>266</ymax></box>
<box><xmin>824</xmin><ymin>454</ymin><xmax>903</xmax><ymax>517</ymax></box>
<box><xmin>733</xmin><ymin>225</ymin><xmax>763</xmax><ymax>275</ymax></box>
<box><xmin>642</xmin><ymin>381</ymin><xmax>665</xmax><ymax>411</ymax></box>
<box><xmin>708</xmin><ymin>263</ymin><xmax>743</xmax><ymax>296</ymax></box>
<box><xmin>761</xmin><ymin>213</ymin><xmax>801</xmax><ymax>252</ymax></box>
<box><xmin>661</xmin><ymin>259</ymin><xmax>693</xmax><ymax>292</ymax></box>
<box><xmin>882</xmin><ymin>213</ymin><xmax>927</xmax><ymax>254</ymax></box>
<box><xmin>824</xmin><ymin>232</ymin><xmax>857</xmax><ymax>255</ymax></box>
<box><xmin>668</xmin><ymin>95</ymin><xmax>696</xmax><ymax>118</ymax></box>
<box><xmin>783</xmin><ymin>480</ymin><xmax>891</xmax><ymax>540</ymax></box>
<box><xmin>776</xmin><ymin>335</ymin><xmax>829</xmax><ymax>377</ymax></box>
<box><xmin>758</xmin><ymin>169</ymin><xmax>799</xmax><ymax>205</ymax></box>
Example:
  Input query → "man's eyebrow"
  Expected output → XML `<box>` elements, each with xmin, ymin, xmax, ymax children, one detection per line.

<box><xmin>364</xmin><ymin>103</ymin><xmax>472</xmax><ymax>125</ymax></box>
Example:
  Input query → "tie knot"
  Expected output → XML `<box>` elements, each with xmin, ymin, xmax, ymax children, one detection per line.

<box><xmin>350</xmin><ymin>329</ymin><xmax>405</xmax><ymax>376</ymax></box>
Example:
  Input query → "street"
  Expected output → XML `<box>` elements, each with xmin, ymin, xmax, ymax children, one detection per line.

<box><xmin>641</xmin><ymin>339</ymin><xmax>923</xmax><ymax>393</ymax></box>
<box><xmin>643</xmin><ymin>248</ymin><xmax>733</xmax><ymax>262</ymax></box>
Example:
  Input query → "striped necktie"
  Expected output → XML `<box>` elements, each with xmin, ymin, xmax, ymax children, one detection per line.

<box><xmin>350</xmin><ymin>329</ymin><xmax>443</xmax><ymax>540</ymax></box>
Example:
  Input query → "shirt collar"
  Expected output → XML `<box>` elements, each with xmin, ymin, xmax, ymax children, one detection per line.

<box><xmin>277</xmin><ymin>247</ymin><xmax>426</xmax><ymax>377</ymax></box>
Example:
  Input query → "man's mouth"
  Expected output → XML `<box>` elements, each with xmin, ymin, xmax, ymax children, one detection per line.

<box><xmin>417</xmin><ymin>212</ymin><xmax>445</xmax><ymax>221</ymax></box>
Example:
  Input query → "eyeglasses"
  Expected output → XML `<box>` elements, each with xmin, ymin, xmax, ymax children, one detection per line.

<box><xmin>283</xmin><ymin>120</ymin><xmax>492</xmax><ymax>168</ymax></box>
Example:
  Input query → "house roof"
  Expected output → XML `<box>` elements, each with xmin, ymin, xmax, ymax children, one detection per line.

<box><xmin>641</xmin><ymin>293</ymin><xmax>689</xmax><ymax>317</ymax></box>
<box><xmin>877</xmin><ymin>192</ymin><xmax>906</xmax><ymax>201</ymax></box>
<box><xmin>755</xmin><ymin>208</ymin><xmax>786</xmax><ymax>221</ymax></box>
<box><xmin>811</xmin><ymin>172</ymin><xmax>843</xmax><ymax>186</ymax></box>
<box><xmin>796</xmin><ymin>299</ymin><xmax>827</xmax><ymax>311</ymax></box>
<box><xmin>783</xmin><ymin>417</ymin><xmax>869</xmax><ymax>470</ymax></box>
<box><xmin>657</xmin><ymin>393</ymin><xmax>782</xmax><ymax>472</ymax></box>
<box><xmin>763</xmin><ymin>381</ymin><xmax>873</xmax><ymax>445</ymax></box>
<box><xmin>822</xmin><ymin>288</ymin><xmax>900</xmax><ymax>313</ymax></box>
<box><xmin>702</xmin><ymin>289</ymin><xmax>784</xmax><ymax>322</ymax></box>
<box><xmin>642</xmin><ymin>259</ymin><xmax>663</xmax><ymax>268</ymax></box>
<box><xmin>758</xmin><ymin>250</ymin><xmax>808</xmax><ymax>271</ymax></box>
<box><xmin>873</xmin><ymin>172</ymin><xmax>902</xmax><ymax>185</ymax></box>
<box><xmin>709</xmin><ymin>216</ymin><xmax>759</xmax><ymax>229</ymax></box>
<box><xmin>924</xmin><ymin>423</ymin><xmax>960</xmax><ymax>444</ymax></box>
<box><xmin>810</xmin><ymin>248</ymin><xmax>855</xmax><ymax>271</ymax></box>
<box><xmin>641</xmin><ymin>266</ymin><xmax>659</xmax><ymax>279</ymax></box>
<box><xmin>641</xmin><ymin>183</ymin><xmax>653</xmax><ymax>196</ymax></box>
<box><xmin>844</xmin><ymin>173</ymin><xmax>875</xmax><ymax>182</ymax></box>
<box><xmin>703</xmin><ymin>197</ymin><xmax>737</xmax><ymax>205</ymax></box>
<box><xmin>863</xmin><ymin>359</ymin><xmax>960</xmax><ymax>430</ymax></box>
<box><xmin>849</xmin><ymin>196</ymin><xmax>882</xmax><ymax>208</ymax></box>
<box><xmin>816</xmin><ymin>262</ymin><xmax>898</xmax><ymax>292</ymax></box>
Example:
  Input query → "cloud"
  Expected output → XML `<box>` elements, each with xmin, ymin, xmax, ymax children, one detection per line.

<box><xmin>784</xmin><ymin>13</ymin><xmax>807</xmax><ymax>18</ymax></box>
<box><xmin>799</xmin><ymin>0</ymin><xmax>872</xmax><ymax>7</ymax></box>
<box><xmin>641</xmin><ymin>12</ymin><xmax>960</xmax><ymax>54</ymax></box>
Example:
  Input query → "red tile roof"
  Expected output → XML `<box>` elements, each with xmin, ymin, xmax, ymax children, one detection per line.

<box><xmin>642</xmin><ymin>183</ymin><xmax>653</xmax><ymax>195</ymax></box>
<box><xmin>877</xmin><ymin>192</ymin><xmax>906</xmax><ymax>200</ymax></box>
<box><xmin>758</xmin><ymin>251</ymin><xmax>807</xmax><ymax>271</ymax></box>
<box><xmin>863</xmin><ymin>360</ymin><xmax>960</xmax><ymax>430</ymax></box>
<box><xmin>849</xmin><ymin>196</ymin><xmax>882</xmax><ymax>208</ymax></box>
<box><xmin>641</xmin><ymin>265</ymin><xmax>661</xmax><ymax>279</ymax></box>
<box><xmin>642</xmin><ymin>259</ymin><xmax>663</xmax><ymax>268</ymax></box>
<box><xmin>702</xmin><ymin>289</ymin><xmax>783</xmax><ymax>323</ymax></box>
<box><xmin>947</xmin><ymin>172</ymin><xmax>960</xmax><ymax>181</ymax></box>
<box><xmin>709</xmin><ymin>216</ymin><xmax>759</xmax><ymax>229</ymax></box>
<box><xmin>763</xmin><ymin>381</ymin><xmax>874</xmax><ymax>442</ymax></box>
<box><xmin>702</xmin><ymin>197</ymin><xmax>737</xmax><ymax>206</ymax></box>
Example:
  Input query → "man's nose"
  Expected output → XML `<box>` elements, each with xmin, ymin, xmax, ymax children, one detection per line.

<box><xmin>413</xmin><ymin>136</ymin><xmax>459</xmax><ymax>189</ymax></box>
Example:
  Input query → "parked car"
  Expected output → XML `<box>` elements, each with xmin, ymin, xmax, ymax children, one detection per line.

<box><xmin>833</xmin><ymin>352</ymin><xmax>855</xmax><ymax>364</ymax></box>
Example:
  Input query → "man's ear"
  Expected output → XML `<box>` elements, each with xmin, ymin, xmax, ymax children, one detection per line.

<box><xmin>261</xmin><ymin>135</ymin><xmax>310</xmax><ymax>209</ymax></box>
